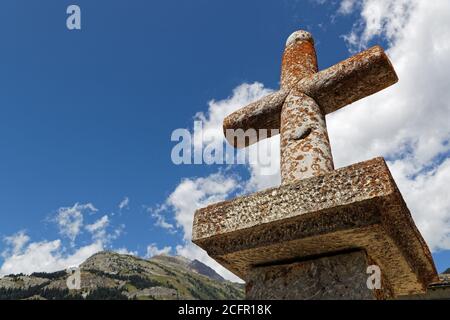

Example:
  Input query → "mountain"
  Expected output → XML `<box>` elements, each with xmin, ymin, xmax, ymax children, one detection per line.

<box><xmin>0</xmin><ymin>251</ymin><xmax>244</xmax><ymax>300</ymax></box>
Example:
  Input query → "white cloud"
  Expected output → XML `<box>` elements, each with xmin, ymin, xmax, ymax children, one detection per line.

<box><xmin>327</xmin><ymin>0</ymin><xmax>450</xmax><ymax>250</ymax></box>
<box><xmin>85</xmin><ymin>215</ymin><xmax>109</xmax><ymax>233</ymax></box>
<box><xmin>0</xmin><ymin>203</ymin><xmax>128</xmax><ymax>276</ymax></box>
<box><xmin>166</xmin><ymin>172</ymin><xmax>240</xmax><ymax>241</ymax></box>
<box><xmin>55</xmin><ymin>203</ymin><xmax>97</xmax><ymax>244</ymax></box>
<box><xmin>390</xmin><ymin>158</ymin><xmax>450</xmax><ymax>251</ymax></box>
<box><xmin>0</xmin><ymin>236</ymin><xmax>103</xmax><ymax>276</ymax></box>
<box><xmin>245</xmin><ymin>136</ymin><xmax>281</xmax><ymax>191</ymax></box>
<box><xmin>118</xmin><ymin>197</ymin><xmax>129</xmax><ymax>210</ymax></box>
<box><xmin>340</xmin><ymin>0</ymin><xmax>415</xmax><ymax>53</ymax></box>
<box><xmin>85</xmin><ymin>215</ymin><xmax>110</xmax><ymax>242</ymax></box>
<box><xmin>2</xmin><ymin>231</ymin><xmax>30</xmax><ymax>258</ymax></box>
<box><xmin>194</xmin><ymin>82</ymin><xmax>281</xmax><ymax>191</ymax></box>
<box><xmin>154</xmin><ymin>171</ymin><xmax>243</xmax><ymax>281</ymax></box>
<box><xmin>145</xmin><ymin>244</ymin><xmax>172</xmax><ymax>258</ymax></box>
<box><xmin>149</xmin><ymin>205</ymin><xmax>175</xmax><ymax>230</ymax></box>
<box><xmin>338</xmin><ymin>0</ymin><xmax>358</xmax><ymax>15</ymax></box>
<box><xmin>114</xmin><ymin>247</ymin><xmax>138</xmax><ymax>256</ymax></box>
<box><xmin>194</xmin><ymin>82</ymin><xmax>273</xmax><ymax>152</ymax></box>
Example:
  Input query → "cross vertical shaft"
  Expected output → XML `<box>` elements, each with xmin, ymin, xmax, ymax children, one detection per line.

<box><xmin>280</xmin><ymin>31</ymin><xmax>334</xmax><ymax>183</ymax></box>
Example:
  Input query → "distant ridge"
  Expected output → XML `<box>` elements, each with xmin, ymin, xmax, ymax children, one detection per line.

<box><xmin>0</xmin><ymin>251</ymin><xmax>244</xmax><ymax>300</ymax></box>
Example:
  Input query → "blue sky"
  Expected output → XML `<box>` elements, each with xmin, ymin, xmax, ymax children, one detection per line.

<box><xmin>0</xmin><ymin>0</ymin><xmax>449</xmax><ymax>278</ymax></box>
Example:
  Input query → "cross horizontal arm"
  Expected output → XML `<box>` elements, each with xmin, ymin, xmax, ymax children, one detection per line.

<box><xmin>223</xmin><ymin>89</ymin><xmax>288</xmax><ymax>148</ymax></box>
<box><xmin>297</xmin><ymin>45</ymin><xmax>398</xmax><ymax>115</ymax></box>
<box><xmin>222</xmin><ymin>46</ymin><xmax>397</xmax><ymax>149</ymax></box>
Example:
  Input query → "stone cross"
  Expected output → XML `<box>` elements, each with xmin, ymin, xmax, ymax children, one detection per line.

<box><xmin>192</xmin><ymin>30</ymin><xmax>438</xmax><ymax>300</ymax></box>
<box><xmin>223</xmin><ymin>30</ymin><xmax>398</xmax><ymax>183</ymax></box>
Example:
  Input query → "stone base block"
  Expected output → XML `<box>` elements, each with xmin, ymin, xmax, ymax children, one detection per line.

<box><xmin>246</xmin><ymin>250</ymin><xmax>389</xmax><ymax>300</ymax></box>
<box><xmin>192</xmin><ymin>157</ymin><xmax>438</xmax><ymax>297</ymax></box>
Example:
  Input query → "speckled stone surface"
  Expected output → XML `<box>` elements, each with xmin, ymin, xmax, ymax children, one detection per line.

<box><xmin>280</xmin><ymin>93</ymin><xmax>334</xmax><ymax>182</ymax></box>
<box><xmin>192</xmin><ymin>157</ymin><xmax>438</xmax><ymax>297</ymax></box>
<box><xmin>246</xmin><ymin>250</ymin><xmax>388</xmax><ymax>300</ymax></box>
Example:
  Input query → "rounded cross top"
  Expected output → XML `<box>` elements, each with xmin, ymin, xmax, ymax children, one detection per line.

<box><xmin>285</xmin><ymin>30</ymin><xmax>314</xmax><ymax>47</ymax></box>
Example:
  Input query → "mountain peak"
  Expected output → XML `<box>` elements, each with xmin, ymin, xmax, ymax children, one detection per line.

<box><xmin>189</xmin><ymin>260</ymin><xmax>225</xmax><ymax>282</ymax></box>
<box><xmin>148</xmin><ymin>255</ymin><xmax>225</xmax><ymax>282</ymax></box>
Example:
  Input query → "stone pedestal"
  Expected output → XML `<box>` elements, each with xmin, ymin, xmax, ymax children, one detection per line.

<box><xmin>192</xmin><ymin>158</ymin><xmax>438</xmax><ymax>299</ymax></box>
<box><xmin>246</xmin><ymin>250</ymin><xmax>389</xmax><ymax>300</ymax></box>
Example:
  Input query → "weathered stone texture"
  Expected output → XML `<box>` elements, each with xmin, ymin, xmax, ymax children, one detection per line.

<box><xmin>223</xmin><ymin>90</ymin><xmax>287</xmax><ymax>148</ymax></box>
<box><xmin>296</xmin><ymin>45</ymin><xmax>398</xmax><ymax>115</ymax></box>
<box><xmin>246</xmin><ymin>250</ymin><xmax>388</xmax><ymax>300</ymax></box>
<box><xmin>192</xmin><ymin>157</ymin><xmax>438</xmax><ymax>297</ymax></box>
<box><xmin>279</xmin><ymin>33</ymin><xmax>335</xmax><ymax>182</ymax></box>
<box><xmin>281</xmin><ymin>31</ymin><xmax>317</xmax><ymax>90</ymax></box>
<box><xmin>280</xmin><ymin>93</ymin><xmax>334</xmax><ymax>182</ymax></box>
